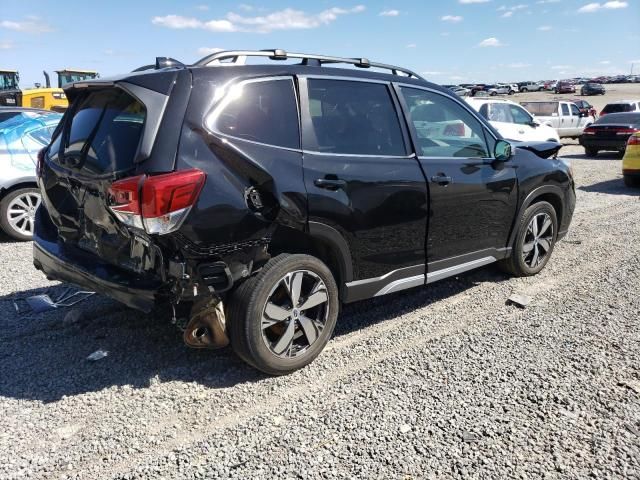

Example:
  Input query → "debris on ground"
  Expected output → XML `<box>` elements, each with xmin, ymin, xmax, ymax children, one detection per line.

<box><xmin>86</xmin><ymin>350</ymin><xmax>108</xmax><ymax>362</ymax></box>
<box><xmin>506</xmin><ymin>293</ymin><xmax>531</xmax><ymax>309</ymax></box>
<box><xmin>20</xmin><ymin>288</ymin><xmax>95</xmax><ymax>314</ymax></box>
<box><xmin>618</xmin><ymin>379</ymin><xmax>640</xmax><ymax>394</ymax></box>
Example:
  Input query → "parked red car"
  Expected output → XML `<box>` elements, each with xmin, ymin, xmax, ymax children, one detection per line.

<box><xmin>570</xmin><ymin>99</ymin><xmax>597</xmax><ymax>119</ymax></box>
<box><xmin>555</xmin><ymin>81</ymin><xmax>576</xmax><ymax>94</ymax></box>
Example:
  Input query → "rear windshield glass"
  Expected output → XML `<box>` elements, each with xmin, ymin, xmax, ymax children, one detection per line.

<box><xmin>51</xmin><ymin>88</ymin><xmax>145</xmax><ymax>174</ymax></box>
<box><xmin>594</xmin><ymin>113</ymin><xmax>640</xmax><ymax>124</ymax></box>
<box><xmin>520</xmin><ymin>102</ymin><xmax>558</xmax><ymax>116</ymax></box>
<box><xmin>602</xmin><ymin>103</ymin><xmax>633</xmax><ymax>114</ymax></box>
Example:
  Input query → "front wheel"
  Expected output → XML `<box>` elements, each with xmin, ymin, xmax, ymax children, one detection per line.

<box><xmin>499</xmin><ymin>201</ymin><xmax>558</xmax><ymax>277</ymax></box>
<box><xmin>0</xmin><ymin>188</ymin><xmax>41</xmax><ymax>241</ymax></box>
<box><xmin>227</xmin><ymin>254</ymin><xmax>339</xmax><ymax>375</ymax></box>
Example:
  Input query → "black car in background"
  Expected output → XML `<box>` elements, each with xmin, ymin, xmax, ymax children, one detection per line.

<box><xmin>581</xmin><ymin>83</ymin><xmax>605</xmax><ymax>96</ymax></box>
<box><xmin>579</xmin><ymin>113</ymin><xmax>640</xmax><ymax>156</ymax></box>
<box><xmin>34</xmin><ymin>50</ymin><xmax>576</xmax><ymax>374</ymax></box>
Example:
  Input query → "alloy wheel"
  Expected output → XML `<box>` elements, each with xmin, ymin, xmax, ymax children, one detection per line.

<box><xmin>522</xmin><ymin>213</ymin><xmax>554</xmax><ymax>268</ymax></box>
<box><xmin>261</xmin><ymin>270</ymin><xmax>330</xmax><ymax>358</ymax></box>
<box><xmin>7</xmin><ymin>192</ymin><xmax>40</xmax><ymax>237</ymax></box>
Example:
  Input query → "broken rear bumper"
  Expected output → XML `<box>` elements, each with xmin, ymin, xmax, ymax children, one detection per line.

<box><xmin>33</xmin><ymin>235</ymin><xmax>161</xmax><ymax>313</ymax></box>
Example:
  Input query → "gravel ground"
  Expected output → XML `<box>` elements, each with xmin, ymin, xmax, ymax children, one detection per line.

<box><xmin>1</xmin><ymin>88</ymin><xmax>640</xmax><ymax>479</ymax></box>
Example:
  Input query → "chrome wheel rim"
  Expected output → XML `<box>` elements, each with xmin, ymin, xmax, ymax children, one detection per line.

<box><xmin>261</xmin><ymin>270</ymin><xmax>329</xmax><ymax>359</ymax></box>
<box><xmin>522</xmin><ymin>213</ymin><xmax>553</xmax><ymax>268</ymax></box>
<box><xmin>7</xmin><ymin>192</ymin><xmax>40</xmax><ymax>237</ymax></box>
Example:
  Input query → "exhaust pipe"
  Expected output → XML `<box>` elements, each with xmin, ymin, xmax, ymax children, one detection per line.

<box><xmin>183</xmin><ymin>297</ymin><xmax>229</xmax><ymax>349</ymax></box>
<box><xmin>43</xmin><ymin>71</ymin><xmax>50</xmax><ymax>88</ymax></box>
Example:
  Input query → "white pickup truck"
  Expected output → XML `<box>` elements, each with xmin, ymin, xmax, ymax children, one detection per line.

<box><xmin>520</xmin><ymin>100</ymin><xmax>594</xmax><ymax>139</ymax></box>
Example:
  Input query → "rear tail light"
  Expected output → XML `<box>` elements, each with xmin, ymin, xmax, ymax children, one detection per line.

<box><xmin>615</xmin><ymin>128</ymin><xmax>639</xmax><ymax>136</ymax></box>
<box><xmin>599</xmin><ymin>111</ymin><xmax>606</xmax><ymax>116</ymax></box>
<box><xmin>583</xmin><ymin>127</ymin><xmax>596</xmax><ymax>135</ymax></box>
<box><xmin>108</xmin><ymin>169</ymin><xmax>205</xmax><ymax>235</ymax></box>
<box><xmin>444</xmin><ymin>123</ymin><xmax>465</xmax><ymax>136</ymax></box>
<box><xmin>627</xmin><ymin>135</ymin><xmax>640</xmax><ymax>145</ymax></box>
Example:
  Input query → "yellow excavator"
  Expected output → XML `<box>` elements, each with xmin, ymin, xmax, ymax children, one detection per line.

<box><xmin>3</xmin><ymin>69</ymin><xmax>99</xmax><ymax>112</ymax></box>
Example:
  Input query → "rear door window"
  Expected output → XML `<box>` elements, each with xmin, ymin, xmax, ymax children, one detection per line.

<box><xmin>213</xmin><ymin>78</ymin><xmax>300</xmax><ymax>149</ymax></box>
<box><xmin>52</xmin><ymin>88</ymin><xmax>146</xmax><ymax>174</ymax></box>
<box><xmin>400</xmin><ymin>87</ymin><xmax>491</xmax><ymax>158</ymax></box>
<box><xmin>304</xmin><ymin>79</ymin><xmax>406</xmax><ymax>156</ymax></box>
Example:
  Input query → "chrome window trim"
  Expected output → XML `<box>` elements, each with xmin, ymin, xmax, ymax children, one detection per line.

<box><xmin>204</xmin><ymin>75</ymin><xmax>303</xmax><ymax>151</ymax></box>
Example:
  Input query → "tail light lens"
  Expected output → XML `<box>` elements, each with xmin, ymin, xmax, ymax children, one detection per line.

<box><xmin>599</xmin><ymin>111</ymin><xmax>606</xmax><ymax>116</ymax></box>
<box><xmin>108</xmin><ymin>169</ymin><xmax>205</xmax><ymax>235</ymax></box>
<box><xmin>615</xmin><ymin>128</ymin><xmax>639</xmax><ymax>136</ymax></box>
<box><xmin>628</xmin><ymin>135</ymin><xmax>640</xmax><ymax>146</ymax></box>
<box><xmin>583</xmin><ymin>127</ymin><xmax>596</xmax><ymax>135</ymax></box>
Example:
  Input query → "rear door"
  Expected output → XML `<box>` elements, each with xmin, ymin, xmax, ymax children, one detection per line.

<box><xmin>396</xmin><ymin>85</ymin><xmax>518</xmax><ymax>274</ymax></box>
<box><xmin>298</xmin><ymin>77</ymin><xmax>428</xmax><ymax>299</ymax></box>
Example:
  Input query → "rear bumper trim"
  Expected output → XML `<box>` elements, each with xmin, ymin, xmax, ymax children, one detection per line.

<box><xmin>33</xmin><ymin>238</ymin><xmax>159</xmax><ymax>312</ymax></box>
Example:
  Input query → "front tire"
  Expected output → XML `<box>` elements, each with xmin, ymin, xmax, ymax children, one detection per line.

<box><xmin>499</xmin><ymin>201</ymin><xmax>558</xmax><ymax>277</ymax></box>
<box><xmin>227</xmin><ymin>254</ymin><xmax>339</xmax><ymax>375</ymax></box>
<box><xmin>0</xmin><ymin>188</ymin><xmax>41</xmax><ymax>241</ymax></box>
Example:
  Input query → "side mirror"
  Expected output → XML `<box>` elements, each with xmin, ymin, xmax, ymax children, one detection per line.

<box><xmin>494</xmin><ymin>140</ymin><xmax>512</xmax><ymax>162</ymax></box>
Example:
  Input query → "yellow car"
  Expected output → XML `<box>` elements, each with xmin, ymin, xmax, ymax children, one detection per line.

<box><xmin>623</xmin><ymin>132</ymin><xmax>640</xmax><ymax>187</ymax></box>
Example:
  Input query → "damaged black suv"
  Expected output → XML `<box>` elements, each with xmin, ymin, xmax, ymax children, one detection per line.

<box><xmin>34</xmin><ymin>50</ymin><xmax>575</xmax><ymax>374</ymax></box>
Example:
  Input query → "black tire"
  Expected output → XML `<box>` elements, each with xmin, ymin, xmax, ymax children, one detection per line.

<box><xmin>508</xmin><ymin>90</ymin><xmax>515</xmax><ymax>95</ymax></box>
<box><xmin>490</xmin><ymin>91</ymin><xmax>497</xmax><ymax>96</ymax></box>
<box><xmin>0</xmin><ymin>187</ymin><xmax>40</xmax><ymax>241</ymax></box>
<box><xmin>227</xmin><ymin>254</ymin><xmax>339</xmax><ymax>375</ymax></box>
<box><xmin>585</xmin><ymin>147</ymin><xmax>599</xmax><ymax>157</ymax></box>
<box><xmin>624</xmin><ymin>175</ymin><xmax>640</xmax><ymax>187</ymax></box>
<box><xmin>499</xmin><ymin>201</ymin><xmax>558</xmax><ymax>277</ymax></box>
<box><xmin>521</xmin><ymin>88</ymin><xmax>528</xmax><ymax>93</ymax></box>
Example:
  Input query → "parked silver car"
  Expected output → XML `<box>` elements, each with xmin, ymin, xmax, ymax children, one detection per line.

<box><xmin>0</xmin><ymin>111</ymin><xmax>62</xmax><ymax>240</ymax></box>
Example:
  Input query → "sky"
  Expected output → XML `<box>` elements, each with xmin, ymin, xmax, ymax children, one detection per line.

<box><xmin>1</xmin><ymin>0</ymin><xmax>639</xmax><ymax>87</ymax></box>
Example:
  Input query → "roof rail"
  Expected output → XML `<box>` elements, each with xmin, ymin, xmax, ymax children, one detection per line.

<box><xmin>193</xmin><ymin>49</ymin><xmax>423</xmax><ymax>80</ymax></box>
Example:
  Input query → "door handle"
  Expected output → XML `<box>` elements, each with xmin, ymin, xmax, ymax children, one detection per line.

<box><xmin>431</xmin><ymin>175</ymin><xmax>452</xmax><ymax>186</ymax></box>
<box><xmin>314</xmin><ymin>178</ymin><xmax>347</xmax><ymax>190</ymax></box>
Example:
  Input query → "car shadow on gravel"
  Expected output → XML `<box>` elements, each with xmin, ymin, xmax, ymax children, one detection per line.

<box><xmin>0</xmin><ymin>266</ymin><xmax>509</xmax><ymax>403</ymax></box>
<box><xmin>560</xmin><ymin>152</ymin><xmax>623</xmax><ymax>160</ymax></box>
<box><xmin>579</xmin><ymin>178</ymin><xmax>640</xmax><ymax>196</ymax></box>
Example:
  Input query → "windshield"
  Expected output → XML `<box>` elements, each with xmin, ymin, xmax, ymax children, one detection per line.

<box><xmin>0</xmin><ymin>72</ymin><xmax>19</xmax><ymax>90</ymax></box>
<box><xmin>602</xmin><ymin>104</ymin><xmax>633</xmax><ymax>114</ymax></box>
<box><xmin>58</xmin><ymin>72</ymin><xmax>98</xmax><ymax>87</ymax></box>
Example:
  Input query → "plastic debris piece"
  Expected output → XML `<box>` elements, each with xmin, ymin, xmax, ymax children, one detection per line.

<box><xmin>506</xmin><ymin>293</ymin><xmax>531</xmax><ymax>308</ymax></box>
<box><xmin>87</xmin><ymin>350</ymin><xmax>108</xmax><ymax>361</ymax></box>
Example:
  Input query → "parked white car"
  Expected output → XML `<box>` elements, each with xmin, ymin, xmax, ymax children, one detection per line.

<box><xmin>520</xmin><ymin>100</ymin><xmax>594</xmax><ymax>139</ymax></box>
<box><xmin>465</xmin><ymin>97</ymin><xmax>560</xmax><ymax>143</ymax></box>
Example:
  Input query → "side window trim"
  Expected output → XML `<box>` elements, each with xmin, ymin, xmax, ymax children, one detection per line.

<box><xmin>393</xmin><ymin>83</ymin><xmax>497</xmax><ymax>160</ymax></box>
<box><xmin>297</xmin><ymin>75</ymin><xmax>412</xmax><ymax>158</ymax></box>
<box><xmin>206</xmin><ymin>75</ymin><xmax>302</xmax><ymax>152</ymax></box>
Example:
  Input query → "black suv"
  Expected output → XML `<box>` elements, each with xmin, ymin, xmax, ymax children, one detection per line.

<box><xmin>33</xmin><ymin>50</ymin><xmax>576</xmax><ymax>374</ymax></box>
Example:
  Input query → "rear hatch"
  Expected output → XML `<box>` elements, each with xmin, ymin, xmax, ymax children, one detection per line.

<box><xmin>38</xmin><ymin>69</ymin><xmax>192</xmax><ymax>275</ymax></box>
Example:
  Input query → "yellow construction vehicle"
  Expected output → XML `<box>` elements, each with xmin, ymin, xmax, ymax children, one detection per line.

<box><xmin>20</xmin><ymin>69</ymin><xmax>99</xmax><ymax>111</ymax></box>
<box><xmin>0</xmin><ymin>70</ymin><xmax>21</xmax><ymax>107</ymax></box>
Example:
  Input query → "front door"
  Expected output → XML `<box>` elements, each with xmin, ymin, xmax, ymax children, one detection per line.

<box><xmin>396</xmin><ymin>85</ymin><xmax>518</xmax><ymax>275</ymax></box>
<box><xmin>298</xmin><ymin>77</ymin><xmax>429</xmax><ymax>299</ymax></box>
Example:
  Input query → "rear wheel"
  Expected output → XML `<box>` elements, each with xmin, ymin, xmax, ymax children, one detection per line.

<box><xmin>623</xmin><ymin>175</ymin><xmax>640</xmax><ymax>187</ymax></box>
<box><xmin>521</xmin><ymin>88</ymin><xmax>528</xmax><ymax>93</ymax></box>
<box><xmin>0</xmin><ymin>188</ymin><xmax>41</xmax><ymax>241</ymax></box>
<box><xmin>227</xmin><ymin>254</ymin><xmax>339</xmax><ymax>375</ymax></box>
<box><xmin>499</xmin><ymin>201</ymin><xmax>558</xmax><ymax>277</ymax></box>
<box><xmin>585</xmin><ymin>147</ymin><xmax>599</xmax><ymax>157</ymax></box>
